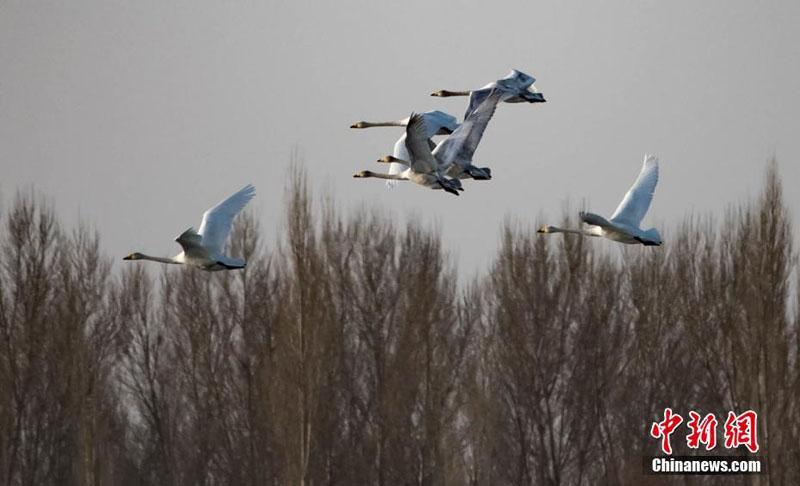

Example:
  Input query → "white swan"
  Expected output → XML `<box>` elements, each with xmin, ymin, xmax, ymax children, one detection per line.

<box><xmin>350</xmin><ymin>110</ymin><xmax>459</xmax><ymax>188</ymax></box>
<box><xmin>353</xmin><ymin>114</ymin><xmax>463</xmax><ymax>196</ymax></box>
<box><xmin>431</xmin><ymin>69</ymin><xmax>546</xmax><ymax>119</ymax></box>
<box><xmin>123</xmin><ymin>184</ymin><xmax>256</xmax><ymax>270</ymax></box>
<box><xmin>538</xmin><ymin>155</ymin><xmax>662</xmax><ymax>246</ymax></box>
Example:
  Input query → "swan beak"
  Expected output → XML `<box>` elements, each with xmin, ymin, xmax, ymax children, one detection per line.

<box><xmin>537</xmin><ymin>226</ymin><xmax>547</xmax><ymax>233</ymax></box>
<box><xmin>349</xmin><ymin>123</ymin><xmax>357</xmax><ymax>128</ymax></box>
<box><xmin>377</xmin><ymin>156</ymin><xmax>393</xmax><ymax>163</ymax></box>
<box><xmin>123</xmin><ymin>254</ymin><xmax>133</xmax><ymax>260</ymax></box>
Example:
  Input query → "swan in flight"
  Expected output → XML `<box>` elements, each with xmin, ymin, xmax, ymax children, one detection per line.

<box><xmin>382</xmin><ymin>89</ymin><xmax>503</xmax><ymax>181</ymax></box>
<box><xmin>431</xmin><ymin>69</ymin><xmax>546</xmax><ymax>119</ymax></box>
<box><xmin>123</xmin><ymin>184</ymin><xmax>256</xmax><ymax>270</ymax></box>
<box><xmin>538</xmin><ymin>155</ymin><xmax>662</xmax><ymax>246</ymax></box>
<box><xmin>350</xmin><ymin>110</ymin><xmax>459</xmax><ymax>189</ymax></box>
<box><xmin>353</xmin><ymin>114</ymin><xmax>463</xmax><ymax>196</ymax></box>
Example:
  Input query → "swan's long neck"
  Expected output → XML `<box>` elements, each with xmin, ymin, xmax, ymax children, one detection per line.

<box><xmin>140</xmin><ymin>254</ymin><xmax>181</xmax><ymax>264</ymax></box>
<box><xmin>361</xmin><ymin>121</ymin><xmax>406</xmax><ymax>128</ymax></box>
<box><xmin>435</xmin><ymin>90</ymin><xmax>471</xmax><ymax>97</ymax></box>
<box><xmin>366</xmin><ymin>172</ymin><xmax>406</xmax><ymax>180</ymax></box>
<box><xmin>548</xmin><ymin>227</ymin><xmax>599</xmax><ymax>237</ymax></box>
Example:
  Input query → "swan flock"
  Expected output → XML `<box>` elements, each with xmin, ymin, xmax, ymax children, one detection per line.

<box><xmin>125</xmin><ymin>68</ymin><xmax>662</xmax><ymax>272</ymax></box>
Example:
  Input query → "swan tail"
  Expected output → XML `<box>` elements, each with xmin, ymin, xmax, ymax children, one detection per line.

<box><xmin>522</xmin><ymin>91</ymin><xmax>546</xmax><ymax>103</ymax></box>
<box><xmin>217</xmin><ymin>258</ymin><xmax>246</xmax><ymax>270</ymax></box>
<box><xmin>466</xmin><ymin>166</ymin><xmax>492</xmax><ymax>180</ymax></box>
<box><xmin>636</xmin><ymin>228</ymin><xmax>663</xmax><ymax>246</ymax></box>
<box><xmin>437</xmin><ymin>179</ymin><xmax>460</xmax><ymax>196</ymax></box>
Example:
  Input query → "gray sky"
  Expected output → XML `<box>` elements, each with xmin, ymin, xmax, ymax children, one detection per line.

<box><xmin>2</xmin><ymin>0</ymin><xmax>799</xmax><ymax>278</ymax></box>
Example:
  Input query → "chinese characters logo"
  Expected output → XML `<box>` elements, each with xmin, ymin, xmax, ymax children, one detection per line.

<box><xmin>650</xmin><ymin>408</ymin><xmax>758</xmax><ymax>455</ymax></box>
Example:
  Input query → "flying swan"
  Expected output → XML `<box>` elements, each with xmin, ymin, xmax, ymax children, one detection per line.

<box><xmin>538</xmin><ymin>155</ymin><xmax>662</xmax><ymax>246</ymax></box>
<box><xmin>350</xmin><ymin>110</ymin><xmax>459</xmax><ymax>189</ymax></box>
<box><xmin>353</xmin><ymin>114</ymin><xmax>463</xmax><ymax>196</ymax></box>
<box><xmin>431</xmin><ymin>69</ymin><xmax>546</xmax><ymax>119</ymax></box>
<box><xmin>123</xmin><ymin>184</ymin><xmax>256</xmax><ymax>270</ymax></box>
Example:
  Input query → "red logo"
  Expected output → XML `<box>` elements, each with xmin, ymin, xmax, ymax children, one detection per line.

<box><xmin>650</xmin><ymin>409</ymin><xmax>758</xmax><ymax>454</ymax></box>
<box><xmin>686</xmin><ymin>411</ymin><xmax>718</xmax><ymax>450</ymax></box>
<box><xmin>723</xmin><ymin>410</ymin><xmax>759</xmax><ymax>453</ymax></box>
<box><xmin>650</xmin><ymin>408</ymin><xmax>683</xmax><ymax>455</ymax></box>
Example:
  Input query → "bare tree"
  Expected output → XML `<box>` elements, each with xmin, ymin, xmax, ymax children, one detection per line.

<box><xmin>2</xmin><ymin>158</ymin><xmax>797</xmax><ymax>486</ymax></box>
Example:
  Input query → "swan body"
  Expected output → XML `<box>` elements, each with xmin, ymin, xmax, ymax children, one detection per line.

<box><xmin>353</xmin><ymin>114</ymin><xmax>463</xmax><ymax>196</ymax></box>
<box><xmin>538</xmin><ymin>155</ymin><xmax>662</xmax><ymax>246</ymax></box>
<box><xmin>123</xmin><ymin>184</ymin><xmax>256</xmax><ymax>270</ymax></box>
<box><xmin>431</xmin><ymin>69</ymin><xmax>546</xmax><ymax>118</ymax></box>
<box><xmin>351</xmin><ymin>110</ymin><xmax>460</xmax><ymax>189</ymax></box>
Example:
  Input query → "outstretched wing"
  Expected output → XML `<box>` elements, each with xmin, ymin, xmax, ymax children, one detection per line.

<box><xmin>579</xmin><ymin>211</ymin><xmax>612</xmax><ymax>228</ymax></box>
<box><xmin>609</xmin><ymin>155</ymin><xmax>659</xmax><ymax>227</ymax></box>
<box><xmin>385</xmin><ymin>135</ymin><xmax>412</xmax><ymax>189</ymax></box>
<box><xmin>497</xmin><ymin>69</ymin><xmax>536</xmax><ymax>91</ymax></box>
<box><xmin>434</xmin><ymin>89</ymin><xmax>503</xmax><ymax>169</ymax></box>
<box><xmin>197</xmin><ymin>184</ymin><xmax>256</xmax><ymax>254</ymax></box>
<box><xmin>463</xmin><ymin>87</ymin><xmax>495</xmax><ymax>120</ymax></box>
<box><xmin>175</xmin><ymin>227</ymin><xmax>207</xmax><ymax>255</ymax></box>
<box><xmin>421</xmin><ymin>110</ymin><xmax>459</xmax><ymax>136</ymax></box>
<box><xmin>404</xmin><ymin>113</ymin><xmax>439</xmax><ymax>174</ymax></box>
<box><xmin>385</xmin><ymin>112</ymin><xmax>451</xmax><ymax>189</ymax></box>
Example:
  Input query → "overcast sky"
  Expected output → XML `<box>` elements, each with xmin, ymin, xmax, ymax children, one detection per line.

<box><xmin>2</xmin><ymin>0</ymin><xmax>799</xmax><ymax>278</ymax></box>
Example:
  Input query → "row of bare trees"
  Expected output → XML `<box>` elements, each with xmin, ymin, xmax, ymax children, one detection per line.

<box><xmin>1</xmin><ymin>161</ymin><xmax>797</xmax><ymax>486</ymax></box>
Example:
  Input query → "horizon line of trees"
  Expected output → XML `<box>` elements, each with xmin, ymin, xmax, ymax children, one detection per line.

<box><xmin>1</xmin><ymin>160</ymin><xmax>797</xmax><ymax>486</ymax></box>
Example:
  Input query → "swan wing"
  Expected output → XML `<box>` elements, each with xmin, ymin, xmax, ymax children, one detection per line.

<box><xmin>385</xmin><ymin>135</ymin><xmax>412</xmax><ymax>189</ymax></box>
<box><xmin>579</xmin><ymin>211</ymin><xmax>612</xmax><ymax>228</ymax></box>
<box><xmin>421</xmin><ymin>110</ymin><xmax>459</xmax><ymax>136</ymax></box>
<box><xmin>498</xmin><ymin>69</ymin><xmax>536</xmax><ymax>90</ymax></box>
<box><xmin>462</xmin><ymin>87</ymin><xmax>494</xmax><ymax>120</ymax></box>
<box><xmin>609</xmin><ymin>155</ymin><xmax>659</xmax><ymax>227</ymax></box>
<box><xmin>197</xmin><ymin>184</ymin><xmax>256</xmax><ymax>253</ymax></box>
<box><xmin>175</xmin><ymin>227</ymin><xmax>208</xmax><ymax>257</ymax></box>
<box><xmin>434</xmin><ymin>89</ymin><xmax>502</xmax><ymax>169</ymax></box>
<box><xmin>404</xmin><ymin>113</ymin><xmax>439</xmax><ymax>174</ymax></box>
<box><xmin>385</xmin><ymin>114</ymin><xmax>449</xmax><ymax>189</ymax></box>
